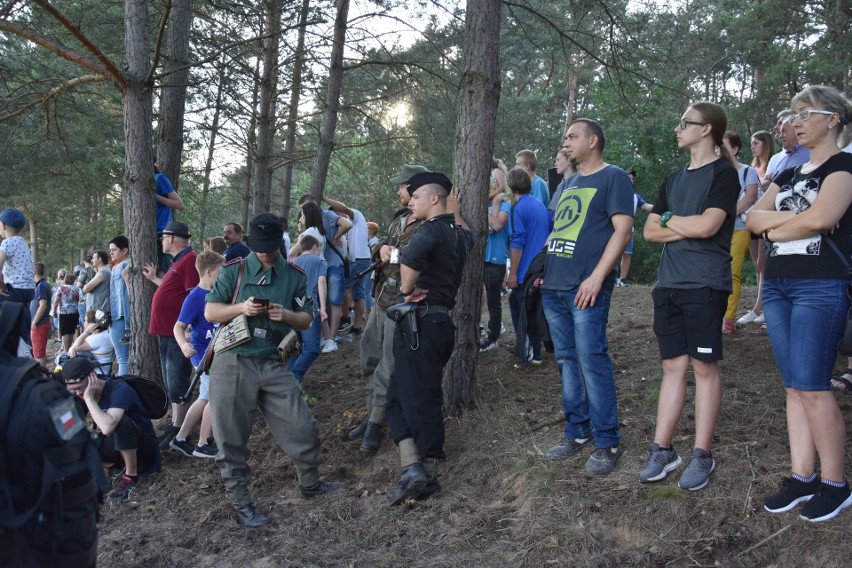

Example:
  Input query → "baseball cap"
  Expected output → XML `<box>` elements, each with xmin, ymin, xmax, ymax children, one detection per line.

<box><xmin>0</xmin><ymin>208</ymin><xmax>25</xmax><ymax>230</ymax></box>
<box><xmin>389</xmin><ymin>164</ymin><xmax>429</xmax><ymax>185</ymax></box>
<box><xmin>60</xmin><ymin>358</ymin><xmax>100</xmax><ymax>382</ymax></box>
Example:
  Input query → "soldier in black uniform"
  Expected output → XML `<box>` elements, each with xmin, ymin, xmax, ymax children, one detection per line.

<box><xmin>385</xmin><ymin>172</ymin><xmax>472</xmax><ymax>505</ymax></box>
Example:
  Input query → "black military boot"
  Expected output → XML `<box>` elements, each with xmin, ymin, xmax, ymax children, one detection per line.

<box><xmin>417</xmin><ymin>458</ymin><xmax>441</xmax><ymax>500</ymax></box>
<box><xmin>360</xmin><ymin>421</ymin><xmax>382</xmax><ymax>455</ymax></box>
<box><xmin>347</xmin><ymin>416</ymin><xmax>368</xmax><ymax>440</ymax></box>
<box><xmin>235</xmin><ymin>503</ymin><xmax>269</xmax><ymax>528</ymax></box>
<box><xmin>387</xmin><ymin>463</ymin><xmax>427</xmax><ymax>506</ymax></box>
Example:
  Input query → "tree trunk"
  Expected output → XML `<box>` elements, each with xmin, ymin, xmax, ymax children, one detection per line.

<box><xmin>123</xmin><ymin>0</ymin><xmax>160</xmax><ymax>382</ymax></box>
<box><xmin>242</xmin><ymin>56</ymin><xmax>261</xmax><ymax>227</ymax></box>
<box><xmin>22</xmin><ymin>205</ymin><xmax>38</xmax><ymax>263</ymax></box>
<box><xmin>156</xmin><ymin>0</ymin><xmax>193</xmax><ymax>193</ymax></box>
<box><xmin>280</xmin><ymin>0</ymin><xmax>310</xmax><ymax>222</ymax></box>
<box><xmin>308</xmin><ymin>0</ymin><xmax>349</xmax><ymax>201</ymax></box>
<box><xmin>443</xmin><ymin>0</ymin><xmax>502</xmax><ymax>417</ymax></box>
<box><xmin>253</xmin><ymin>0</ymin><xmax>283</xmax><ymax>214</ymax></box>
<box><xmin>199</xmin><ymin>68</ymin><xmax>225</xmax><ymax>241</ymax></box>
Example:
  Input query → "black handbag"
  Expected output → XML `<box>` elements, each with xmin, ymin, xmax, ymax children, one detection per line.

<box><xmin>823</xmin><ymin>237</ymin><xmax>852</xmax><ymax>356</ymax></box>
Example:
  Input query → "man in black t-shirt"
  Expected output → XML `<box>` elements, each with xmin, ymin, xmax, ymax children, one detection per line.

<box><xmin>385</xmin><ymin>172</ymin><xmax>471</xmax><ymax>506</ymax></box>
<box><xmin>62</xmin><ymin>358</ymin><xmax>160</xmax><ymax>500</ymax></box>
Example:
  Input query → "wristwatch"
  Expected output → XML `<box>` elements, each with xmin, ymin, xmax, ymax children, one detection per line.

<box><xmin>659</xmin><ymin>211</ymin><xmax>673</xmax><ymax>228</ymax></box>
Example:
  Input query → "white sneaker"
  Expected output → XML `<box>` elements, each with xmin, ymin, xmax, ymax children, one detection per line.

<box><xmin>754</xmin><ymin>312</ymin><xmax>765</xmax><ymax>324</ymax></box>
<box><xmin>737</xmin><ymin>310</ymin><xmax>759</xmax><ymax>325</ymax></box>
<box><xmin>321</xmin><ymin>339</ymin><xmax>338</xmax><ymax>353</ymax></box>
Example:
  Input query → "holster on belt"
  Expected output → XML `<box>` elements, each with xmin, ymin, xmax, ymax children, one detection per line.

<box><xmin>386</xmin><ymin>302</ymin><xmax>419</xmax><ymax>348</ymax></box>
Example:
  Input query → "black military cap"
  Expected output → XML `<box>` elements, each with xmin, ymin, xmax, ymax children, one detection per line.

<box><xmin>407</xmin><ymin>172</ymin><xmax>453</xmax><ymax>196</ymax></box>
<box><xmin>249</xmin><ymin>213</ymin><xmax>284</xmax><ymax>253</ymax></box>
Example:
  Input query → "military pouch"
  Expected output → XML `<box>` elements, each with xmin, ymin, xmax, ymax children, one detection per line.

<box><xmin>277</xmin><ymin>330</ymin><xmax>301</xmax><ymax>362</ymax></box>
<box><xmin>386</xmin><ymin>302</ymin><xmax>419</xmax><ymax>350</ymax></box>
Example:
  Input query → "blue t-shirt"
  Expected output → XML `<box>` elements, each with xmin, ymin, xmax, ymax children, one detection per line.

<box><xmin>485</xmin><ymin>201</ymin><xmax>512</xmax><ymax>265</ymax></box>
<box><xmin>30</xmin><ymin>278</ymin><xmax>52</xmax><ymax>325</ymax></box>
<box><xmin>531</xmin><ymin>176</ymin><xmax>550</xmax><ymax>208</ymax></box>
<box><xmin>508</xmin><ymin>194</ymin><xmax>550</xmax><ymax>284</ymax></box>
<box><xmin>734</xmin><ymin>165</ymin><xmax>760</xmax><ymax>231</ymax></box>
<box><xmin>154</xmin><ymin>173</ymin><xmax>176</xmax><ymax>232</ymax></box>
<box><xmin>292</xmin><ymin>253</ymin><xmax>328</xmax><ymax>312</ymax></box>
<box><xmin>542</xmin><ymin>165</ymin><xmax>634</xmax><ymax>289</ymax></box>
<box><xmin>321</xmin><ymin>209</ymin><xmax>344</xmax><ymax>267</ymax></box>
<box><xmin>177</xmin><ymin>286</ymin><xmax>215</xmax><ymax>366</ymax></box>
<box><xmin>223</xmin><ymin>241</ymin><xmax>250</xmax><ymax>263</ymax></box>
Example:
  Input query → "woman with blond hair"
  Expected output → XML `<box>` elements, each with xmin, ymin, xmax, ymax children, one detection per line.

<box><xmin>747</xmin><ymin>85</ymin><xmax>852</xmax><ymax>522</ymax></box>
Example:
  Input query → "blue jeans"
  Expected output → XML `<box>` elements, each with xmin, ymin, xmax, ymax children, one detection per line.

<box><xmin>541</xmin><ymin>286</ymin><xmax>621</xmax><ymax>449</ymax></box>
<box><xmin>109</xmin><ymin>317</ymin><xmax>130</xmax><ymax>376</ymax></box>
<box><xmin>288</xmin><ymin>311</ymin><xmax>323</xmax><ymax>383</ymax></box>
<box><xmin>327</xmin><ymin>265</ymin><xmax>344</xmax><ymax>305</ymax></box>
<box><xmin>763</xmin><ymin>277</ymin><xmax>848</xmax><ymax>391</ymax></box>
<box><xmin>345</xmin><ymin>258</ymin><xmax>372</xmax><ymax>301</ymax></box>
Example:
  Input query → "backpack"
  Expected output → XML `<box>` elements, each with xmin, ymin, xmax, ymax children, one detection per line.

<box><xmin>0</xmin><ymin>302</ymin><xmax>107</xmax><ymax>568</ymax></box>
<box><xmin>113</xmin><ymin>375</ymin><xmax>168</xmax><ymax>420</ymax></box>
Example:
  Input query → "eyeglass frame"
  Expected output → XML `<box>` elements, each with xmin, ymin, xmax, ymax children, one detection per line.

<box><xmin>786</xmin><ymin>109</ymin><xmax>835</xmax><ymax>124</ymax></box>
<box><xmin>678</xmin><ymin>119</ymin><xmax>706</xmax><ymax>130</ymax></box>
<box><xmin>64</xmin><ymin>374</ymin><xmax>91</xmax><ymax>392</ymax></box>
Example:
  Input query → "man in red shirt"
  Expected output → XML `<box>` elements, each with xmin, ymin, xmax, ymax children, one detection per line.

<box><xmin>143</xmin><ymin>220</ymin><xmax>199</xmax><ymax>448</ymax></box>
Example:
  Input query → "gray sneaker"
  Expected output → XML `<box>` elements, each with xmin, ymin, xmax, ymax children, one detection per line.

<box><xmin>639</xmin><ymin>443</ymin><xmax>682</xmax><ymax>483</ymax></box>
<box><xmin>584</xmin><ymin>446</ymin><xmax>624</xmax><ymax>476</ymax></box>
<box><xmin>678</xmin><ymin>448</ymin><xmax>716</xmax><ymax>491</ymax></box>
<box><xmin>544</xmin><ymin>437</ymin><xmax>592</xmax><ymax>460</ymax></box>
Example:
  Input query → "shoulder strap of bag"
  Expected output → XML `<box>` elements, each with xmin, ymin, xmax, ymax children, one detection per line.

<box><xmin>823</xmin><ymin>236</ymin><xmax>852</xmax><ymax>278</ymax></box>
<box><xmin>231</xmin><ymin>260</ymin><xmax>245</xmax><ymax>304</ymax></box>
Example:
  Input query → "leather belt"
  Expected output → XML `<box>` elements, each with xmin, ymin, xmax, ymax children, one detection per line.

<box><xmin>416</xmin><ymin>304</ymin><xmax>449</xmax><ymax>316</ymax></box>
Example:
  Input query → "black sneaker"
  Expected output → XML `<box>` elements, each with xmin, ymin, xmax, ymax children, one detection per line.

<box><xmin>764</xmin><ymin>476</ymin><xmax>821</xmax><ymax>513</ymax></box>
<box><xmin>799</xmin><ymin>481</ymin><xmax>852</xmax><ymax>522</ymax></box>
<box><xmin>109</xmin><ymin>474</ymin><xmax>140</xmax><ymax>500</ymax></box>
<box><xmin>158</xmin><ymin>425</ymin><xmax>180</xmax><ymax>451</ymax></box>
<box><xmin>193</xmin><ymin>440</ymin><xmax>218</xmax><ymax>459</ymax></box>
<box><xmin>584</xmin><ymin>446</ymin><xmax>624</xmax><ymax>476</ymax></box>
<box><xmin>170</xmin><ymin>437</ymin><xmax>195</xmax><ymax>457</ymax></box>
<box><xmin>104</xmin><ymin>465</ymin><xmax>125</xmax><ymax>487</ymax></box>
<box><xmin>338</xmin><ymin>318</ymin><xmax>352</xmax><ymax>334</ymax></box>
<box><xmin>544</xmin><ymin>437</ymin><xmax>592</xmax><ymax>460</ymax></box>
<box><xmin>350</xmin><ymin>327</ymin><xmax>362</xmax><ymax>336</ymax></box>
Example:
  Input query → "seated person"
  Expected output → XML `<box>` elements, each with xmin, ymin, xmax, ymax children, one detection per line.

<box><xmin>61</xmin><ymin>358</ymin><xmax>160</xmax><ymax>500</ymax></box>
<box><xmin>68</xmin><ymin>311</ymin><xmax>115</xmax><ymax>376</ymax></box>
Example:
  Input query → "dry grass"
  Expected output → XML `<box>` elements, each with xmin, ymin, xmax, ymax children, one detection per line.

<box><xmin>96</xmin><ymin>285</ymin><xmax>852</xmax><ymax>567</ymax></box>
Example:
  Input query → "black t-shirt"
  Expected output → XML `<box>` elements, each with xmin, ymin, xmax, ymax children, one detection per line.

<box><xmin>765</xmin><ymin>152</ymin><xmax>852</xmax><ymax>280</ymax></box>
<box><xmin>400</xmin><ymin>213</ymin><xmax>472</xmax><ymax>308</ymax></box>
<box><xmin>651</xmin><ymin>159</ymin><xmax>740</xmax><ymax>291</ymax></box>
<box><xmin>98</xmin><ymin>380</ymin><xmax>157</xmax><ymax>442</ymax></box>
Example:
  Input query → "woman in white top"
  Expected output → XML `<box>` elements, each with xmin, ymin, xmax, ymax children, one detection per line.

<box><xmin>68</xmin><ymin>312</ymin><xmax>115</xmax><ymax>375</ymax></box>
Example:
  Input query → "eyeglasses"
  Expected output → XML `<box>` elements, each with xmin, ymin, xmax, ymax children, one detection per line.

<box><xmin>160</xmin><ymin>235</ymin><xmax>173</xmax><ymax>241</ymax></box>
<box><xmin>786</xmin><ymin>109</ymin><xmax>835</xmax><ymax>124</ymax></box>
<box><xmin>678</xmin><ymin>119</ymin><xmax>706</xmax><ymax>130</ymax></box>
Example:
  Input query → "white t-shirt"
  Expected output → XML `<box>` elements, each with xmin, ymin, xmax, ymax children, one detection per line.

<box><xmin>86</xmin><ymin>330</ymin><xmax>115</xmax><ymax>366</ymax></box>
<box><xmin>294</xmin><ymin>227</ymin><xmax>326</xmax><ymax>257</ymax></box>
<box><xmin>346</xmin><ymin>209</ymin><xmax>371</xmax><ymax>260</ymax></box>
<box><xmin>0</xmin><ymin>235</ymin><xmax>34</xmax><ymax>289</ymax></box>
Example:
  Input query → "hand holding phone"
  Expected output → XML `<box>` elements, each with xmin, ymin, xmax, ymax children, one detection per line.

<box><xmin>253</xmin><ymin>297</ymin><xmax>270</xmax><ymax>308</ymax></box>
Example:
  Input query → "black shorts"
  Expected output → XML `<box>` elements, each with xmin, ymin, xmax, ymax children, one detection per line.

<box><xmin>59</xmin><ymin>313</ymin><xmax>78</xmax><ymax>335</ymax></box>
<box><xmin>652</xmin><ymin>286</ymin><xmax>728</xmax><ymax>362</ymax></box>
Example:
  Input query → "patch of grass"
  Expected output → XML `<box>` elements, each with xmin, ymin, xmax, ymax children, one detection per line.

<box><xmin>646</xmin><ymin>486</ymin><xmax>686</xmax><ymax>501</ymax></box>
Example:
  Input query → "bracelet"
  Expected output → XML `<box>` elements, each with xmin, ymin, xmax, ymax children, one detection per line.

<box><xmin>659</xmin><ymin>211</ymin><xmax>673</xmax><ymax>228</ymax></box>
<box><xmin>763</xmin><ymin>229</ymin><xmax>773</xmax><ymax>243</ymax></box>
<box><xmin>401</xmin><ymin>289</ymin><xmax>413</xmax><ymax>296</ymax></box>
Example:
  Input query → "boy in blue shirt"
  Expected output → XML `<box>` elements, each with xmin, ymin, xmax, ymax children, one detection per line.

<box><xmin>288</xmin><ymin>235</ymin><xmax>328</xmax><ymax>383</ymax></box>
<box><xmin>170</xmin><ymin>251</ymin><xmax>225</xmax><ymax>458</ymax></box>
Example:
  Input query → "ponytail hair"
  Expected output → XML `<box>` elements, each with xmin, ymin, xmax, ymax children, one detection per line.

<box><xmin>690</xmin><ymin>101</ymin><xmax>737</xmax><ymax>167</ymax></box>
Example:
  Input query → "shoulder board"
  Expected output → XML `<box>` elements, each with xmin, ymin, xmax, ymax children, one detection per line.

<box><xmin>288</xmin><ymin>260</ymin><xmax>306</xmax><ymax>275</ymax></box>
<box><xmin>223</xmin><ymin>257</ymin><xmax>243</xmax><ymax>267</ymax></box>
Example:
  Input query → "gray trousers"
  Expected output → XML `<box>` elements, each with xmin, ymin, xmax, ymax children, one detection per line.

<box><xmin>359</xmin><ymin>305</ymin><xmax>395</xmax><ymax>421</ymax></box>
<box><xmin>209</xmin><ymin>350</ymin><xmax>322</xmax><ymax>508</ymax></box>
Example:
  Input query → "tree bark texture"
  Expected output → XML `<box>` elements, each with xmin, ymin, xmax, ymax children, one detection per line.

<box><xmin>280</xmin><ymin>0</ymin><xmax>310</xmax><ymax>222</ymax></box>
<box><xmin>253</xmin><ymin>0</ymin><xmax>283</xmax><ymax>214</ymax></box>
<box><xmin>156</xmin><ymin>0</ymin><xmax>193</xmax><ymax>193</ymax></box>
<box><xmin>123</xmin><ymin>0</ymin><xmax>160</xmax><ymax>382</ymax></box>
<box><xmin>443</xmin><ymin>0</ymin><xmax>502</xmax><ymax>418</ymax></box>
<box><xmin>308</xmin><ymin>0</ymin><xmax>349</xmax><ymax>201</ymax></box>
<box><xmin>242</xmin><ymin>55</ymin><xmax>261</xmax><ymax>228</ymax></box>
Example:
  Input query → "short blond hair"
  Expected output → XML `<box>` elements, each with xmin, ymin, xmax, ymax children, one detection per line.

<box><xmin>196</xmin><ymin>250</ymin><xmax>225</xmax><ymax>276</ymax></box>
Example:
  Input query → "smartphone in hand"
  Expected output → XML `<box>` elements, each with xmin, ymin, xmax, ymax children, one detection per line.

<box><xmin>253</xmin><ymin>297</ymin><xmax>270</xmax><ymax>308</ymax></box>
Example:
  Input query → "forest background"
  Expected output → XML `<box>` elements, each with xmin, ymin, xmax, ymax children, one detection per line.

<box><xmin>1</xmin><ymin>0</ymin><xmax>850</xmax><ymax>387</ymax></box>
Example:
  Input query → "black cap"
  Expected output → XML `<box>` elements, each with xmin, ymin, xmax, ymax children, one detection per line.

<box><xmin>162</xmin><ymin>220</ymin><xmax>191</xmax><ymax>239</ymax></box>
<box><xmin>249</xmin><ymin>213</ymin><xmax>284</xmax><ymax>253</ymax></box>
<box><xmin>406</xmin><ymin>172</ymin><xmax>453</xmax><ymax>196</ymax></box>
<box><xmin>60</xmin><ymin>358</ymin><xmax>100</xmax><ymax>382</ymax></box>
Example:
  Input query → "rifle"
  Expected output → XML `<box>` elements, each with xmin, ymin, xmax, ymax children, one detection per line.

<box><xmin>180</xmin><ymin>339</ymin><xmax>214</xmax><ymax>404</ymax></box>
<box><xmin>354</xmin><ymin>260</ymin><xmax>381</xmax><ymax>280</ymax></box>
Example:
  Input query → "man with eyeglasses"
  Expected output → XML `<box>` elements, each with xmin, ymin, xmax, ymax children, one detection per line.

<box><xmin>142</xmin><ymin>220</ymin><xmax>199</xmax><ymax>450</ymax></box>
<box><xmin>62</xmin><ymin>357</ymin><xmax>160</xmax><ymax>500</ymax></box>
<box><xmin>764</xmin><ymin>109</ymin><xmax>810</xmax><ymax>189</ymax></box>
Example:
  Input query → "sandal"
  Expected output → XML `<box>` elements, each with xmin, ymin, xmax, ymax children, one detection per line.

<box><xmin>831</xmin><ymin>368</ymin><xmax>852</xmax><ymax>391</ymax></box>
